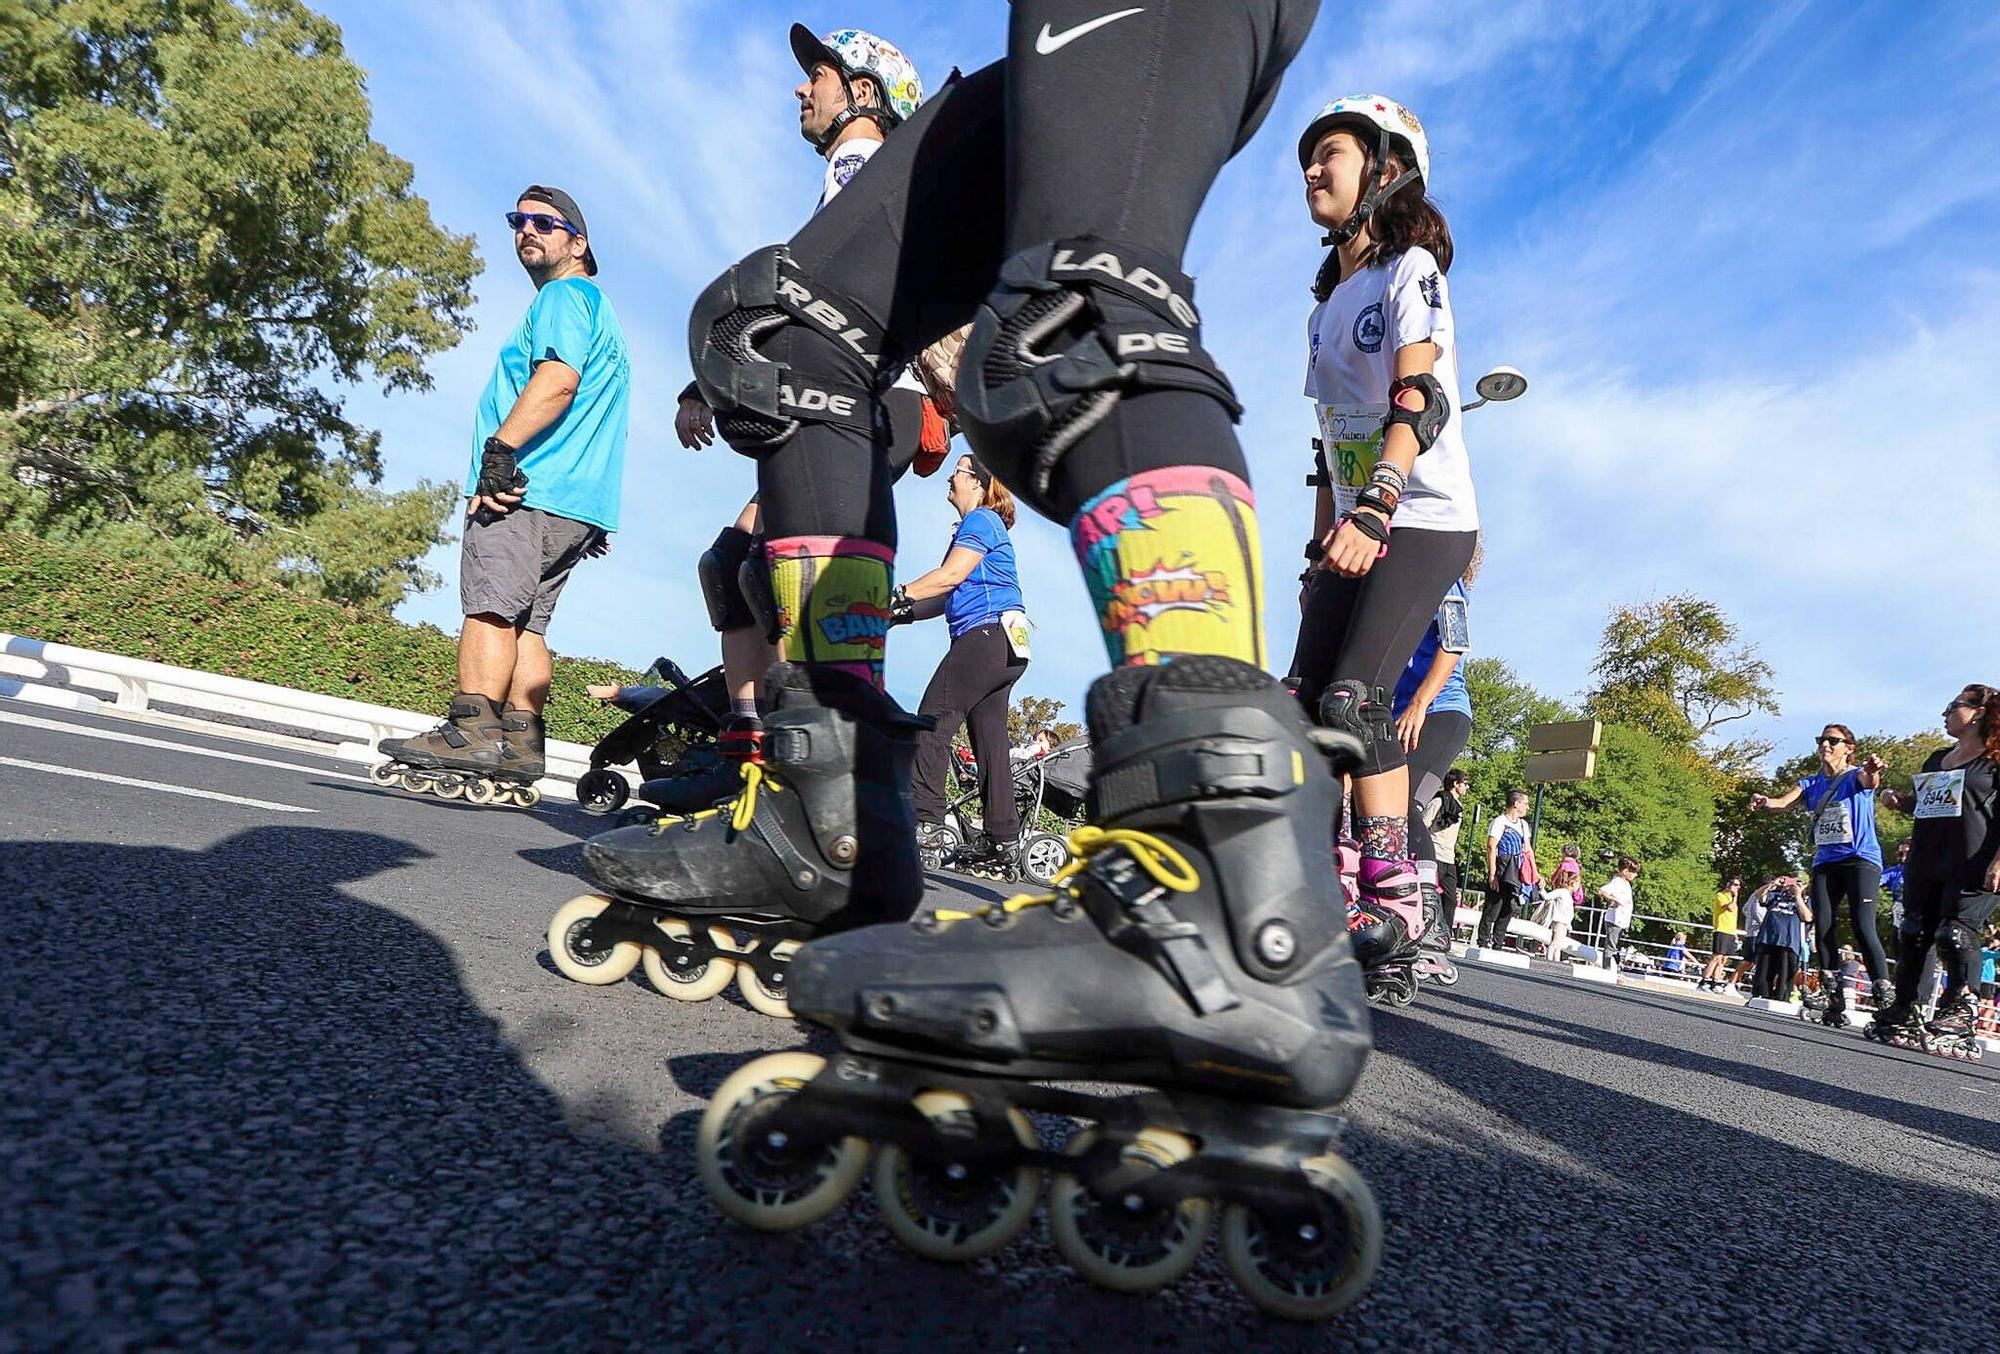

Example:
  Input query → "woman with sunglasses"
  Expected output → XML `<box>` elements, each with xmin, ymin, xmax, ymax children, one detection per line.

<box><xmin>894</xmin><ymin>455</ymin><xmax>1031</xmax><ymax>877</ymax></box>
<box><xmin>1867</xmin><ymin>684</ymin><xmax>2000</xmax><ymax>1056</ymax></box>
<box><xmin>1749</xmin><ymin>723</ymin><xmax>1889</xmax><ymax>1026</ymax></box>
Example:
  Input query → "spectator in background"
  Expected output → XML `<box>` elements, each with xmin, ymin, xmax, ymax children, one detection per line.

<box><xmin>1425</xmin><ymin>768</ymin><xmax>1472</xmax><ymax>929</ymax></box>
<box><xmin>1699</xmin><ymin>877</ymin><xmax>1743</xmax><ymax>991</ymax></box>
<box><xmin>1597</xmin><ymin>856</ymin><xmax>1641</xmax><ymax>969</ymax></box>
<box><xmin>1478</xmin><ymin>790</ymin><xmax>1533</xmax><ymax>949</ymax></box>
<box><xmin>1010</xmin><ymin>727</ymin><xmax>1057</xmax><ymax>764</ymax></box>
<box><xmin>1663</xmin><ymin>930</ymin><xmax>1691</xmax><ymax>975</ymax></box>
<box><xmin>1727</xmin><ymin>878</ymin><xmax>1773</xmax><ymax>993</ymax></box>
<box><xmin>1541</xmin><ymin>857</ymin><xmax>1583</xmax><ymax>964</ymax></box>
<box><xmin>1882</xmin><ymin>839</ymin><xmax>1910</xmax><ymax>929</ymax></box>
<box><xmin>1754</xmin><ymin>876</ymin><xmax>1813</xmax><ymax>1000</ymax></box>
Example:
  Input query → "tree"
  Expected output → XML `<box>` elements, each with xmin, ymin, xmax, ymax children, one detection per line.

<box><xmin>1006</xmin><ymin>692</ymin><xmax>1083</xmax><ymax>747</ymax></box>
<box><xmin>0</xmin><ymin>0</ymin><xmax>479</xmax><ymax>608</ymax></box>
<box><xmin>1588</xmin><ymin>595</ymin><xmax>1778</xmax><ymax>772</ymax></box>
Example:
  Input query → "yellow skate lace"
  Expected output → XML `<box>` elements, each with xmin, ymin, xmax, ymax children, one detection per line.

<box><xmin>928</xmin><ymin>826</ymin><xmax>1197</xmax><ymax>927</ymax></box>
<box><xmin>654</xmin><ymin>761</ymin><xmax>780</xmax><ymax>834</ymax></box>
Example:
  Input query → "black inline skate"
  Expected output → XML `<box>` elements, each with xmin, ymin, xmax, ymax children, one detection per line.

<box><xmin>545</xmin><ymin>664</ymin><xmax>927</xmax><ymax>1018</ymax></box>
<box><xmin>1922</xmin><ymin>992</ymin><xmax>1986</xmax><ymax>1061</ymax></box>
<box><xmin>639</xmin><ymin>715</ymin><xmax>764</xmax><ymax>813</ymax></box>
<box><xmin>1412</xmin><ymin>883</ymin><xmax>1459</xmax><ymax>987</ymax></box>
<box><xmin>373</xmin><ymin>692</ymin><xmax>542</xmax><ymax>807</ymax></box>
<box><xmin>945</xmin><ymin>832</ymin><xmax>1024</xmax><ymax>883</ymax></box>
<box><xmin>1815</xmin><ymin>973</ymin><xmax>1853</xmax><ymax>1028</ymax></box>
<box><xmin>695</xmin><ymin>658</ymin><xmax>1382</xmax><ymax>1322</ymax></box>
<box><xmin>1862</xmin><ymin>999</ymin><xmax>1927</xmax><ymax>1050</ymax></box>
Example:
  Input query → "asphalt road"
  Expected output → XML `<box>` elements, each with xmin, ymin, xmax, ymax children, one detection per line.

<box><xmin>4</xmin><ymin>696</ymin><xmax>1996</xmax><ymax>1352</ymax></box>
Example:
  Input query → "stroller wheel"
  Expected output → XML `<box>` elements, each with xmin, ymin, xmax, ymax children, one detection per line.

<box><xmin>919</xmin><ymin>824</ymin><xmax>960</xmax><ymax>873</ymax></box>
<box><xmin>574</xmin><ymin>767</ymin><xmax>630</xmax><ymax>814</ymax></box>
<box><xmin>1018</xmin><ymin>831</ymin><xmax>1071</xmax><ymax>889</ymax></box>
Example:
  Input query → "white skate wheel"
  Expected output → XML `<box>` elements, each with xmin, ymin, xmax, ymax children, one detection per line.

<box><xmin>641</xmin><ymin>919</ymin><xmax>736</xmax><ymax>1001</ymax></box>
<box><xmin>697</xmin><ymin>1052</ymin><xmax>867</xmax><ymax>1232</ymax></box>
<box><xmin>463</xmin><ymin>777</ymin><xmax>496</xmax><ymax>806</ymax></box>
<box><xmin>546</xmin><ymin>894</ymin><xmax>642</xmax><ymax>984</ymax></box>
<box><xmin>874</xmin><ymin>1092</ymin><xmax>1042</xmax><ymax>1262</ymax></box>
<box><xmin>732</xmin><ymin>938</ymin><xmax>801</xmax><ymax>1019</ymax></box>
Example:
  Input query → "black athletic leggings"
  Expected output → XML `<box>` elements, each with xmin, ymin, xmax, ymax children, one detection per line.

<box><xmin>1895</xmin><ymin>879</ymin><xmax>2000</xmax><ymax>1003</ymax></box>
<box><xmin>1407</xmin><ymin>708</ymin><xmax>1472</xmax><ymax>863</ymax></box>
<box><xmin>1756</xmin><ymin>945</ymin><xmax>1800</xmax><ymax>1001</ymax></box>
<box><xmin>911</xmin><ymin>624</ymin><xmax>1029</xmax><ymax>842</ymax></box>
<box><xmin>1809</xmin><ymin>858</ymin><xmax>1888</xmax><ymax>986</ymax></box>
<box><xmin>1290</xmin><ymin>530</ymin><xmax>1478</xmax><ymax>738</ymax></box>
<box><xmin>741</xmin><ymin>1</ymin><xmax>1318</xmax><ymax>550</ymax></box>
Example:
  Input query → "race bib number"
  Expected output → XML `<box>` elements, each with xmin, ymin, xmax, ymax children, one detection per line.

<box><xmin>1814</xmin><ymin>799</ymin><xmax>1853</xmax><ymax>847</ymax></box>
<box><xmin>1911</xmin><ymin>769</ymin><xmax>1965</xmax><ymax>820</ymax></box>
<box><xmin>1316</xmin><ymin>404</ymin><xmax>1386</xmax><ymax>518</ymax></box>
<box><xmin>1001</xmin><ymin>608</ymin><xmax>1032</xmax><ymax>660</ymax></box>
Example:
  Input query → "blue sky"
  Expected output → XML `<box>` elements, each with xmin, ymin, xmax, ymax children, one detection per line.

<box><xmin>319</xmin><ymin>0</ymin><xmax>2000</xmax><ymax>762</ymax></box>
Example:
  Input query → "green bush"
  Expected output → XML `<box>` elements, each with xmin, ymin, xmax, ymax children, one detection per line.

<box><xmin>0</xmin><ymin>531</ymin><xmax>640</xmax><ymax>745</ymax></box>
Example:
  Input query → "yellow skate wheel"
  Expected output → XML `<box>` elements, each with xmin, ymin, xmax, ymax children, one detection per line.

<box><xmin>463</xmin><ymin>777</ymin><xmax>496</xmax><ymax>806</ymax></box>
<box><xmin>874</xmin><ymin>1091</ymin><xmax>1042</xmax><ymax>1262</ymax></box>
<box><xmin>369</xmin><ymin>762</ymin><xmax>399</xmax><ymax>786</ymax></box>
<box><xmin>733</xmin><ymin>938</ymin><xmax>801</xmax><ymax>1019</ymax></box>
<box><xmin>398</xmin><ymin>771</ymin><xmax>429</xmax><ymax>793</ymax></box>
<box><xmin>432</xmin><ymin>774</ymin><xmax>465</xmax><ymax>801</ymax></box>
<box><xmin>1219</xmin><ymin>1153</ymin><xmax>1382</xmax><ymax>1322</ymax></box>
<box><xmin>1048</xmin><ymin>1128</ymin><xmax>1212</xmax><ymax>1293</ymax></box>
<box><xmin>697</xmin><ymin>1052</ymin><xmax>867</xmax><ymax>1232</ymax></box>
<box><xmin>546</xmin><ymin>894</ymin><xmax>642</xmax><ymax>984</ymax></box>
<box><xmin>640</xmin><ymin>919</ymin><xmax>736</xmax><ymax>1001</ymax></box>
<box><xmin>516</xmin><ymin>783</ymin><xmax>542</xmax><ymax>808</ymax></box>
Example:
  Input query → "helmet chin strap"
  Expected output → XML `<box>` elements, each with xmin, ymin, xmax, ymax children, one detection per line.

<box><xmin>812</xmin><ymin>72</ymin><xmax>897</xmax><ymax>153</ymax></box>
<box><xmin>1320</xmin><ymin>127</ymin><xmax>1419</xmax><ymax>248</ymax></box>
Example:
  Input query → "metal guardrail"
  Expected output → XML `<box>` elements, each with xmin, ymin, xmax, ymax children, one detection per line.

<box><xmin>0</xmin><ymin>632</ymin><xmax>598</xmax><ymax>789</ymax></box>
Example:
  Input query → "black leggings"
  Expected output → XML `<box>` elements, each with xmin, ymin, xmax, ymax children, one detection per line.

<box><xmin>1895</xmin><ymin>878</ymin><xmax>2000</xmax><ymax>1003</ymax></box>
<box><xmin>1406</xmin><ymin>709</ymin><xmax>1471</xmax><ymax>863</ymax></box>
<box><xmin>1756</xmin><ymin>945</ymin><xmax>1799</xmax><ymax>1001</ymax></box>
<box><xmin>742</xmin><ymin>1</ymin><xmax>1317</xmax><ymax>548</ymax></box>
<box><xmin>1290</xmin><ymin>530</ymin><xmax>1478</xmax><ymax>736</ymax></box>
<box><xmin>1809</xmin><ymin>858</ymin><xmax>1887</xmax><ymax>986</ymax></box>
<box><xmin>910</xmin><ymin>625</ymin><xmax>1029</xmax><ymax>842</ymax></box>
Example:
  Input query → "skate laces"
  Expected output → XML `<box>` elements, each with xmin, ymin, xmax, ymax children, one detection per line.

<box><xmin>652</xmin><ymin>762</ymin><xmax>781</xmax><ymax>834</ymax></box>
<box><xmin>929</xmin><ymin>826</ymin><xmax>1196</xmax><ymax>926</ymax></box>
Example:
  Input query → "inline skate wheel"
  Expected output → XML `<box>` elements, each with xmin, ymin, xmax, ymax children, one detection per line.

<box><xmin>1220</xmin><ymin>1153</ymin><xmax>1382</xmax><ymax>1322</ymax></box>
<box><xmin>733</xmin><ymin>939</ymin><xmax>801</xmax><ymax>1019</ymax></box>
<box><xmin>547</xmin><ymin>894</ymin><xmax>643</xmax><ymax>984</ymax></box>
<box><xmin>398</xmin><ymin>771</ymin><xmax>429</xmax><ymax>794</ymax></box>
<box><xmin>1048</xmin><ymin>1128</ymin><xmax>1212</xmax><ymax>1294</ymax></box>
<box><xmin>432</xmin><ymin>773</ymin><xmax>465</xmax><ymax>801</ymax></box>
<box><xmin>369</xmin><ymin>762</ymin><xmax>400</xmax><ymax>786</ymax></box>
<box><xmin>698</xmin><ymin>1052</ymin><xmax>868</xmax><ymax>1232</ymax></box>
<box><xmin>1436</xmin><ymin>961</ymin><xmax>1460</xmax><ymax>987</ymax></box>
<box><xmin>463</xmin><ymin>777</ymin><xmax>497</xmax><ymax>807</ymax></box>
<box><xmin>1385</xmin><ymin>970</ymin><xmax>1418</xmax><ymax>1007</ymax></box>
<box><xmin>509</xmin><ymin>783</ymin><xmax>542</xmax><ymax>809</ymax></box>
<box><xmin>874</xmin><ymin>1091</ymin><xmax>1043</xmax><ymax>1262</ymax></box>
<box><xmin>641</xmin><ymin>919</ymin><xmax>737</xmax><ymax>1001</ymax></box>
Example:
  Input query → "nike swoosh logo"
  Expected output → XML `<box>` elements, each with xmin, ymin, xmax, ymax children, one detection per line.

<box><xmin>1035</xmin><ymin>7</ymin><xmax>1146</xmax><ymax>55</ymax></box>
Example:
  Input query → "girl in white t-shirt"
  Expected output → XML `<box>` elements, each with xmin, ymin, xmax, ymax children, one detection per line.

<box><xmin>1290</xmin><ymin>96</ymin><xmax>1483</xmax><ymax>955</ymax></box>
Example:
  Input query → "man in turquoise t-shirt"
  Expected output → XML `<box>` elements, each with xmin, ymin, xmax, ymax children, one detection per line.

<box><xmin>378</xmin><ymin>184</ymin><xmax>629</xmax><ymax>788</ymax></box>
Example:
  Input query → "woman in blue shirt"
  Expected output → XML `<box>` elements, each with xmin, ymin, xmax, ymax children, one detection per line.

<box><xmin>1392</xmin><ymin>573</ymin><xmax>1474</xmax><ymax>945</ymax></box>
<box><xmin>895</xmin><ymin>456</ymin><xmax>1031</xmax><ymax>873</ymax></box>
<box><xmin>1749</xmin><ymin>722</ymin><xmax>1889</xmax><ymax>1026</ymax></box>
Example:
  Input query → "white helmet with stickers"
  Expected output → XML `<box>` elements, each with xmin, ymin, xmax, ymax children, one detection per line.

<box><xmin>1296</xmin><ymin>94</ymin><xmax>1429</xmax><ymax>247</ymax></box>
<box><xmin>790</xmin><ymin>23</ymin><xmax>924</xmax><ymax>146</ymax></box>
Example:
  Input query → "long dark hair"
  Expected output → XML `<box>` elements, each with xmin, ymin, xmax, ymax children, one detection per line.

<box><xmin>1312</xmin><ymin>131</ymin><xmax>1454</xmax><ymax>302</ymax></box>
<box><xmin>1964</xmin><ymin>683</ymin><xmax>2000</xmax><ymax>762</ymax></box>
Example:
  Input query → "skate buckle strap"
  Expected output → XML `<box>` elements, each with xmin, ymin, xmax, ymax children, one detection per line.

<box><xmin>1090</xmin><ymin>712</ymin><xmax>1303</xmax><ymax>822</ymax></box>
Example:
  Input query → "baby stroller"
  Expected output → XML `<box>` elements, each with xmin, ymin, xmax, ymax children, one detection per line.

<box><xmin>572</xmin><ymin>657</ymin><xmax>729</xmax><ymax>814</ymax></box>
<box><xmin>923</xmin><ymin>735</ymin><xmax>1093</xmax><ymax>888</ymax></box>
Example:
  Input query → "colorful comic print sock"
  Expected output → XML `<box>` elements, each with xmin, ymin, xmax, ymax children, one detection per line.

<box><xmin>762</xmin><ymin>536</ymin><xmax>893</xmax><ymax>688</ymax></box>
<box><xmin>1068</xmin><ymin>467</ymin><xmax>1264</xmax><ymax>668</ymax></box>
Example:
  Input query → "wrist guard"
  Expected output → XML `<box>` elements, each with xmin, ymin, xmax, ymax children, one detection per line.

<box><xmin>1343</xmin><ymin>509</ymin><xmax>1391</xmax><ymax>547</ymax></box>
<box><xmin>888</xmin><ymin>584</ymin><xmax>915</xmax><ymax>627</ymax></box>
<box><xmin>476</xmin><ymin>437</ymin><xmax>528</xmax><ymax>499</ymax></box>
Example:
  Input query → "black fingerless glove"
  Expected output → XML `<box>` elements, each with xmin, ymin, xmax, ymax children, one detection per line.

<box><xmin>476</xmin><ymin>436</ymin><xmax>529</xmax><ymax>499</ymax></box>
<box><xmin>889</xmin><ymin>584</ymin><xmax>915</xmax><ymax>627</ymax></box>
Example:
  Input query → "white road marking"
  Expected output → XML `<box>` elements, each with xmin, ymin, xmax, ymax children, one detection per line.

<box><xmin>0</xmin><ymin>707</ymin><xmax>370</xmax><ymax>782</ymax></box>
<box><xmin>0</xmin><ymin>757</ymin><xmax>315</xmax><ymax>813</ymax></box>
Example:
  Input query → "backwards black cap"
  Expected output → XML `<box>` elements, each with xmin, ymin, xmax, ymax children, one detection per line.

<box><xmin>518</xmin><ymin>184</ymin><xmax>597</xmax><ymax>276</ymax></box>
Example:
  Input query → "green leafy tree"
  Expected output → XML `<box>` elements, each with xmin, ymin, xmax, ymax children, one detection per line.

<box><xmin>1006</xmin><ymin>692</ymin><xmax>1083</xmax><ymax>747</ymax></box>
<box><xmin>0</xmin><ymin>0</ymin><xmax>478</xmax><ymax>608</ymax></box>
<box><xmin>1588</xmin><ymin>595</ymin><xmax>1778</xmax><ymax>773</ymax></box>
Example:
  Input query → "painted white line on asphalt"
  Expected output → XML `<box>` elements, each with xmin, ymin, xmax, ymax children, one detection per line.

<box><xmin>0</xmin><ymin>707</ymin><xmax>371</xmax><ymax>783</ymax></box>
<box><xmin>0</xmin><ymin>756</ymin><xmax>316</xmax><ymax>814</ymax></box>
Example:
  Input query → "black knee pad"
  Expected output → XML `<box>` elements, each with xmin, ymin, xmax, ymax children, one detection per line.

<box><xmin>1936</xmin><ymin>919</ymin><xmax>1979</xmax><ymax>963</ymax></box>
<box><xmin>737</xmin><ymin>548</ymin><xmax>780</xmax><ymax>644</ymax></box>
<box><xmin>955</xmin><ymin>238</ymin><xmax>1243</xmax><ymax>518</ymax></box>
<box><xmin>1317</xmin><ymin>677</ymin><xmax>1404</xmax><ymax>779</ymax></box>
<box><xmin>689</xmin><ymin>244</ymin><xmax>886</xmax><ymax>454</ymax></box>
<box><xmin>698</xmin><ymin>526</ymin><xmax>757</xmax><ymax>633</ymax></box>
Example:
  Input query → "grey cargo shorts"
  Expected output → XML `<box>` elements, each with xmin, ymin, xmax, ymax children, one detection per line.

<box><xmin>460</xmin><ymin>504</ymin><xmax>603</xmax><ymax>635</ymax></box>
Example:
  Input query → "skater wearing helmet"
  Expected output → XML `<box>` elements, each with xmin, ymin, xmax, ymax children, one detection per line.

<box><xmin>1290</xmin><ymin>95</ymin><xmax>1481</xmax><ymax>985</ymax></box>
<box><xmin>1749</xmin><ymin>723</ymin><xmax>1890</xmax><ymax>1026</ymax></box>
<box><xmin>653</xmin><ymin>22</ymin><xmax>944</xmax><ymax>813</ymax></box>
<box><xmin>614</xmin><ymin>0</ymin><xmax>1382</xmax><ymax>1321</ymax></box>
<box><xmin>1867</xmin><ymin>684</ymin><xmax>2000</xmax><ymax>1058</ymax></box>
